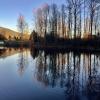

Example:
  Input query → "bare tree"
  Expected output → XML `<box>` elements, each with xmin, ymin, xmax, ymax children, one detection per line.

<box><xmin>50</xmin><ymin>3</ymin><xmax>58</xmax><ymax>37</ymax></box>
<box><xmin>17</xmin><ymin>14</ymin><xmax>26</xmax><ymax>40</ymax></box>
<box><xmin>42</xmin><ymin>3</ymin><xmax>49</xmax><ymax>38</ymax></box>
<box><xmin>66</xmin><ymin>0</ymin><xmax>83</xmax><ymax>39</ymax></box>
<box><xmin>61</xmin><ymin>4</ymin><xmax>66</xmax><ymax>38</ymax></box>
<box><xmin>86</xmin><ymin>0</ymin><xmax>100</xmax><ymax>37</ymax></box>
<box><xmin>57</xmin><ymin>10</ymin><xmax>61</xmax><ymax>38</ymax></box>
<box><xmin>36</xmin><ymin>8</ymin><xmax>43</xmax><ymax>37</ymax></box>
<box><xmin>66</xmin><ymin>0</ymin><xmax>73</xmax><ymax>38</ymax></box>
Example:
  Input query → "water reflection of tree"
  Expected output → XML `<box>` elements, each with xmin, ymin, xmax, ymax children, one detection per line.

<box><xmin>17</xmin><ymin>48</ymin><xmax>29</xmax><ymax>76</ymax></box>
<box><xmin>85</xmin><ymin>54</ymin><xmax>100</xmax><ymax>100</ymax></box>
<box><xmin>30</xmin><ymin>47</ymin><xmax>39</xmax><ymax>59</ymax></box>
<box><xmin>31</xmin><ymin>50</ymin><xmax>100</xmax><ymax>100</ymax></box>
<box><xmin>0</xmin><ymin>48</ymin><xmax>20</xmax><ymax>58</ymax></box>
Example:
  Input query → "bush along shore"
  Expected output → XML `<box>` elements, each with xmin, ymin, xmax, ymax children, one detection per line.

<box><xmin>30</xmin><ymin>36</ymin><xmax>100</xmax><ymax>52</ymax></box>
<box><xmin>2</xmin><ymin>40</ymin><xmax>30</xmax><ymax>47</ymax></box>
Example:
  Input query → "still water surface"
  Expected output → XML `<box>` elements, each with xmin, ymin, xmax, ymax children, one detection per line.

<box><xmin>0</xmin><ymin>48</ymin><xmax>100</xmax><ymax>100</ymax></box>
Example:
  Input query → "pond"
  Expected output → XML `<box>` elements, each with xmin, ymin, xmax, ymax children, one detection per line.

<box><xmin>0</xmin><ymin>48</ymin><xmax>100</xmax><ymax>100</ymax></box>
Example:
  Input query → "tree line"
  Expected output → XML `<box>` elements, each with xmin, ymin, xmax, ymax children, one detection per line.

<box><xmin>33</xmin><ymin>0</ymin><xmax>100</xmax><ymax>40</ymax></box>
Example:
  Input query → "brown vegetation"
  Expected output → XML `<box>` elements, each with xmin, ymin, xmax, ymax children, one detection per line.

<box><xmin>0</xmin><ymin>27</ymin><xmax>30</xmax><ymax>41</ymax></box>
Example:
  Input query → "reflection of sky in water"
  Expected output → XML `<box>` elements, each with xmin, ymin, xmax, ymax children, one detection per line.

<box><xmin>0</xmin><ymin>48</ymin><xmax>100</xmax><ymax>100</ymax></box>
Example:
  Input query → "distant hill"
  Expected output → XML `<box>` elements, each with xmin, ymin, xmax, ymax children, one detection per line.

<box><xmin>0</xmin><ymin>27</ymin><xmax>30</xmax><ymax>40</ymax></box>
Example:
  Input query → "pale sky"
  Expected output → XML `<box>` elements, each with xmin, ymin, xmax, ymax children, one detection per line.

<box><xmin>0</xmin><ymin>0</ymin><xmax>65</xmax><ymax>32</ymax></box>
